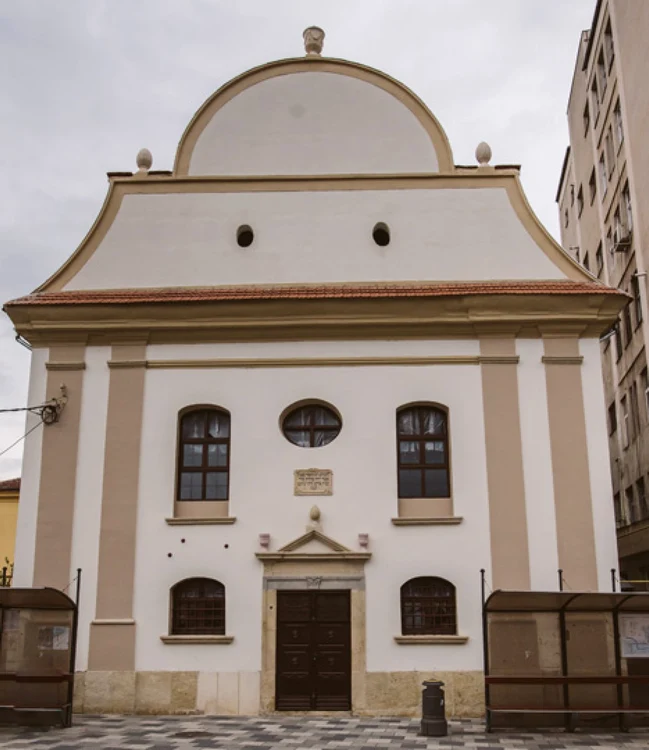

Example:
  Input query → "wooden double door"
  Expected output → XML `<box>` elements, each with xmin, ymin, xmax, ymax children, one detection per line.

<box><xmin>275</xmin><ymin>590</ymin><xmax>351</xmax><ymax>711</ymax></box>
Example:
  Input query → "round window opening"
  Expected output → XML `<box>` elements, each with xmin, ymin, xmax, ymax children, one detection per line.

<box><xmin>372</xmin><ymin>222</ymin><xmax>390</xmax><ymax>247</ymax></box>
<box><xmin>281</xmin><ymin>403</ymin><xmax>342</xmax><ymax>448</ymax></box>
<box><xmin>237</xmin><ymin>225</ymin><xmax>254</xmax><ymax>248</ymax></box>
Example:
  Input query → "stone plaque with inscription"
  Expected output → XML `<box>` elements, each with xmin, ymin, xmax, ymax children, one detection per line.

<box><xmin>294</xmin><ymin>469</ymin><xmax>333</xmax><ymax>496</ymax></box>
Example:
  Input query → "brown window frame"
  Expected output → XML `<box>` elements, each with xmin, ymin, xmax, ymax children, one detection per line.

<box><xmin>396</xmin><ymin>404</ymin><xmax>450</xmax><ymax>499</ymax></box>
<box><xmin>400</xmin><ymin>577</ymin><xmax>457</xmax><ymax>636</ymax></box>
<box><xmin>177</xmin><ymin>407</ymin><xmax>230</xmax><ymax>502</ymax></box>
<box><xmin>281</xmin><ymin>402</ymin><xmax>342</xmax><ymax>448</ymax></box>
<box><xmin>171</xmin><ymin>577</ymin><xmax>225</xmax><ymax>635</ymax></box>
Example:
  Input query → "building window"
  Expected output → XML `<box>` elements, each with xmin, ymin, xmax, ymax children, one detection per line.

<box><xmin>608</xmin><ymin>402</ymin><xmax>618</xmax><ymax>435</ymax></box>
<box><xmin>626</xmin><ymin>486</ymin><xmax>636</xmax><ymax>525</ymax></box>
<box><xmin>171</xmin><ymin>578</ymin><xmax>225</xmax><ymax>635</ymax></box>
<box><xmin>577</xmin><ymin>186</ymin><xmax>584</xmax><ymax>217</ymax></box>
<box><xmin>614</xmin><ymin>492</ymin><xmax>624</xmax><ymax>528</ymax></box>
<box><xmin>623</xmin><ymin>182</ymin><xmax>633</xmax><ymax>234</ymax></box>
<box><xmin>591</xmin><ymin>78</ymin><xmax>600</xmax><ymax>122</ymax></box>
<box><xmin>622</xmin><ymin>395</ymin><xmax>630</xmax><ymax>448</ymax></box>
<box><xmin>637</xmin><ymin>478</ymin><xmax>648</xmax><ymax>521</ymax></box>
<box><xmin>400</xmin><ymin>577</ymin><xmax>456</xmax><ymax>636</ymax></box>
<box><xmin>614</xmin><ymin>320</ymin><xmax>623</xmax><ymax>361</ymax></box>
<box><xmin>640</xmin><ymin>369</ymin><xmax>649</xmax><ymax>419</ymax></box>
<box><xmin>397</xmin><ymin>405</ymin><xmax>450</xmax><ymax>498</ymax></box>
<box><xmin>624</xmin><ymin>301</ymin><xmax>633</xmax><ymax>346</ymax></box>
<box><xmin>630</xmin><ymin>381</ymin><xmax>640</xmax><ymax>441</ymax></box>
<box><xmin>564</xmin><ymin>209</ymin><xmax>569</xmax><ymax>228</ymax></box>
<box><xmin>583</xmin><ymin>253</ymin><xmax>590</xmax><ymax>272</ymax></box>
<box><xmin>613</xmin><ymin>99</ymin><xmax>624</xmax><ymax>149</ymax></box>
<box><xmin>604</xmin><ymin>20</ymin><xmax>614</xmax><ymax>69</ymax></box>
<box><xmin>597</xmin><ymin>49</ymin><xmax>607</xmax><ymax>94</ymax></box>
<box><xmin>282</xmin><ymin>402</ymin><xmax>342</xmax><ymax>447</ymax></box>
<box><xmin>177</xmin><ymin>408</ymin><xmax>230</xmax><ymax>502</ymax></box>
<box><xmin>632</xmin><ymin>274</ymin><xmax>643</xmax><ymax>326</ymax></box>
<box><xmin>589</xmin><ymin>168</ymin><xmax>597</xmax><ymax>204</ymax></box>
<box><xmin>596</xmin><ymin>242</ymin><xmax>603</xmax><ymax>278</ymax></box>
<box><xmin>599</xmin><ymin>153</ymin><xmax>608</xmax><ymax>197</ymax></box>
<box><xmin>605</xmin><ymin>129</ymin><xmax>615</xmax><ymax>177</ymax></box>
<box><xmin>583</xmin><ymin>102</ymin><xmax>590</xmax><ymax>136</ymax></box>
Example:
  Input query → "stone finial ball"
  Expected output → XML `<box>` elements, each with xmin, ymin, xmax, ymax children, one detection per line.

<box><xmin>475</xmin><ymin>141</ymin><xmax>492</xmax><ymax>166</ymax></box>
<box><xmin>309</xmin><ymin>505</ymin><xmax>321</xmax><ymax>521</ymax></box>
<box><xmin>136</xmin><ymin>148</ymin><xmax>153</xmax><ymax>171</ymax></box>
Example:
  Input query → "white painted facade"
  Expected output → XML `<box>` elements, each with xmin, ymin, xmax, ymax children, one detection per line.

<box><xmin>7</xmin><ymin>49</ymin><xmax>624</xmax><ymax>717</ymax></box>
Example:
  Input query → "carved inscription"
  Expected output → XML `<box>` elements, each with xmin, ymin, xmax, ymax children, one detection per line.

<box><xmin>294</xmin><ymin>469</ymin><xmax>333</xmax><ymax>496</ymax></box>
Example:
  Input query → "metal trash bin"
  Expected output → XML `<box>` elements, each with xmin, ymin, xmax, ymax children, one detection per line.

<box><xmin>420</xmin><ymin>680</ymin><xmax>448</xmax><ymax>737</ymax></box>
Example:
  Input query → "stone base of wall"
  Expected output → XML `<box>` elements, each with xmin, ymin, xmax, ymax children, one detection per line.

<box><xmin>73</xmin><ymin>670</ymin><xmax>484</xmax><ymax>718</ymax></box>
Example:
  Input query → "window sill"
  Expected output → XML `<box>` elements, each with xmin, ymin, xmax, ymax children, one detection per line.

<box><xmin>160</xmin><ymin>635</ymin><xmax>234</xmax><ymax>645</ymax></box>
<box><xmin>391</xmin><ymin>516</ymin><xmax>463</xmax><ymax>526</ymax></box>
<box><xmin>394</xmin><ymin>635</ymin><xmax>469</xmax><ymax>645</ymax></box>
<box><xmin>165</xmin><ymin>517</ymin><xmax>237</xmax><ymax>525</ymax></box>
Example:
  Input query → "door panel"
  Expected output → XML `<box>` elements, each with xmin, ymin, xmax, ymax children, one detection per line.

<box><xmin>276</xmin><ymin>590</ymin><xmax>351</xmax><ymax>711</ymax></box>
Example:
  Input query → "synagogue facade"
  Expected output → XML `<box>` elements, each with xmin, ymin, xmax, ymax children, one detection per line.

<box><xmin>3</xmin><ymin>28</ymin><xmax>626</xmax><ymax>716</ymax></box>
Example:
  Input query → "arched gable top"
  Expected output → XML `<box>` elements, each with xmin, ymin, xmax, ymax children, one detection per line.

<box><xmin>174</xmin><ymin>56</ymin><xmax>454</xmax><ymax>176</ymax></box>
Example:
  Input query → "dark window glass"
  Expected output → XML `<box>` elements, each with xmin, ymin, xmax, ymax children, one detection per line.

<box><xmin>177</xmin><ymin>408</ymin><xmax>230</xmax><ymax>501</ymax></box>
<box><xmin>282</xmin><ymin>403</ymin><xmax>341</xmax><ymax>447</ymax></box>
<box><xmin>401</xmin><ymin>577</ymin><xmax>456</xmax><ymax>635</ymax></box>
<box><xmin>171</xmin><ymin>578</ymin><xmax>225</xmax><ymax>635</ymax></box>
<box><xmin>397</xmin><ymin>406</ymin><xmax>449</xmax><ymax>498</ymax></box>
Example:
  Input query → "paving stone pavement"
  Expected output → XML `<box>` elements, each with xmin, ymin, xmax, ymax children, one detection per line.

<box><xmin>1</xmin><ymin>716</ymin><xmax>649</xmax><ymax>750</ymax></box>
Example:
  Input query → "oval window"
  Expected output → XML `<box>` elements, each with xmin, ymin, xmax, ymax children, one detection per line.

<box><xmin>282</xmin><ymin>403</ymin><xmax>342</xmax><ymax>448</ymax></box>
<box><xmin>237</xmin><ymin>225</ymin><xmax>254</xmax><ymax>247</ymax></box>
<box><xmin>372</xmin><ymin>222</ymin><xmax>390</xmax><ymax>247</ymax></box>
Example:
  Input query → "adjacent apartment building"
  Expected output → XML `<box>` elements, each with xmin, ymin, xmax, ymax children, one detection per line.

<box><xmin>557</xmin><ymin>0</ymin><xmax>649</xmax><ymax>585</ymax></box>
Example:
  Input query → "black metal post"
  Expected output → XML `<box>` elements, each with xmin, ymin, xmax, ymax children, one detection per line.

<box><xmin>66</xmin><ymin>568</ymin><xmax>82</xmax><ymax>728</ymax></box>
<box><xmin>612</xmin><ymin>601</ymin><xmax>627</xmax><ymax>732</ymax></box>
<box><xmin>480</xmin><ymin>569</ymin><xmax>491</xmax><ymax>732</ymax></box>
<box><xmin>1</xmin><ymin>567</ymin><xmax>6</xmax><ymax>587</ymax></box>
<box><xmin>611</xmin><ymin>568</ymin><xmax>617</xmax><ymax>592</ymax></box>
<box><xmin>558</xmin><ymin>569</ymin><xmax>564</xmax><ymax>592</ymax></box>
<box><xmin>558</xmin><ymin>606</ymin><xmax>571</xmax><ymax>731</ymax></box>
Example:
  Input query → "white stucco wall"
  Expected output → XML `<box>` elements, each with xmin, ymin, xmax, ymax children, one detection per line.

<box><xmin>188</xmin><ymin>72</ymin><xmax>439</xmax><ymax>176</ymax></box>
<box><xmin>12</xmin><ymin>346</ymin><xmax>47</xmax><ymax>587</ymax></box>
<box><xmin>64</xmin><ymin>189</ymin><xmax>565</xmax><ymax>292</ymax></box>
<box><xmin>580</xmin><ymin>337</ymin><xmax>619</xmax><ymax>591</ymax></box>
<box><xmin>516</xmin><ymin>338</ymin><xmax>560</xmax><ymax>590</ymax></box>
<box><xmin>69</xmin><ymin>346</ymin><xmax>110</xmax><ymax>671</ymax></box>
<box><xmin>132</xmin><ymin>338</ymin><xmax>490</xmax><ymax>673</ymax></box>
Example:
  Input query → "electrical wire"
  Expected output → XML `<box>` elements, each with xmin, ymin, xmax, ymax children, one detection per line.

<box><xmin>0</xmin><ymin>421</ymin><xmax>43</xmax><ymax>458</ymax></box>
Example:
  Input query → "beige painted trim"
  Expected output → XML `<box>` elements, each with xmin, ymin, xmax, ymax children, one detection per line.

<box><xmin>543</xmin><ymin>336</ymin><xmax>598</xmax><ymax>590</ymax></box>
<box><xmin>173</xmin><ymin>56</ymin><xmax>455</xmax><ymax>174</ymax></box>
<box><xmin>397</xmin><ymin>496</ymin><xmax>453</xmax><ymax>518</ymax></box>
<box><xmin>108</xmin><ymin>359</ymin><xmax>148</xmax><ymax>369</ymax></box>
<box><xmin>33</xmin><ymin>345</ymin><xmax>85</xmax><ymax>589</ymax></box>
<box><xmin>256</xmin><ymin>552</ymin><xmax>371</xmax><ymax>563</ymax></box>
<box><xmin>165</xmin><ymin>516</ymin><xmax>237</xmax><ymax>525</ymax></box>
<box><xmin>92</xmin><ymin>618</ymin><xmax>136</xmax><ymax>626</ymax></box>
<box><xmin>28</xmin><ymin>169</ymin><xmax>606</xmax><ymax>294</ymax></box>
<box><xmin>45</xmin><ymin>361</ymin><xmax>86</xmax><ymax>371</ymax></box>
<box><xmin>480</xmin><ymin>337</ymin><xmax>531</xmax><ymax>589</ymax></box>
<box><xmin>160</xmin><ymin>635</ymin><xmax>234</xmax><ymax>644</ymax></box>
<box><xmin>173</xmin><ymin>500</ymin><xmax>230</xmax><ymax>519</ymax></box>
<box><xmin>148</xmin><ymin>356</ymin><xmax>481</xmax><ymax>369</ymax></box>
<box><xmin>391</xmin><ymin>516</ymin><xmax>463</xmax><ymax>526</ymax></box>
<box><xmin>88</xmin><ymin>344</ymin><xmax>146</xmax><ymax>671</ymax></box>
<box><xmin>393</xmin><ymin>635</ymin><xmax>469</xmax><ymax>645</ymax></box>
<box><xmin>541</xmin><ymin>355</ymin><xmax>584</xmax><ymax>365</ymax></box>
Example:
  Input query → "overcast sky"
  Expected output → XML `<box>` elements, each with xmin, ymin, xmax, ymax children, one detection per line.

<box><xmin>0</xmin><ymin>0</ymin><xmax>596</xmax><ymax>479</ymax></box>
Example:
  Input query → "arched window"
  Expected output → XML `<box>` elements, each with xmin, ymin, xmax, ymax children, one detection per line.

<box><xmin>401</xmin><ymin>577</ymin><xmax>456</xmax><ymax>635</ymax></box>
<box><xmin>396</xmin><ymin>405</ymin><xmax>449</xmax><ymax>498</ymax></box>
<box><xmin>171</xmin><ymin>578</ymin><xmax>225</xmax><ymax>635</ymax></box>
<box><xmin>177</xmin><ymin>408</ymin><xmax>230</xmax><ymax>502</ymax></box>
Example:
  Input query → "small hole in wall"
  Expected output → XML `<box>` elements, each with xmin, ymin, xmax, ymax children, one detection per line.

<box><xmin>372</xmin><ymin>222</ymin><xmax>390</xmax><ymax>247</ymax></box>
<box><xmin>237</xmin><ymin>225</ymin><xmax>254</xmax><ymax>247</ymax></box>
<box><xmin>167</xmin><ymin>553</ymin><xmax>172</xmax><ymax>558</ymax></box>
<box><xmin>224</xmin><ymin>544</ymin><xmax>229</xmax><ymax>549</ymax></box>
<box><xmin>181</xmin><ymin>539</ymin><xmax>186</xmax><ymax>544</ymax></box>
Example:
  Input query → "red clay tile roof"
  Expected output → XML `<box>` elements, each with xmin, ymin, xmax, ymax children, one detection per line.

<box><xmin>5</xmin><ymin>280</ymin><xmax>621</xmax><ymax>306</ymax></box>
<box><xmin>0</xmin><ymin>478</ymin><xmax>20</xmax><ymax>492</ymax></box>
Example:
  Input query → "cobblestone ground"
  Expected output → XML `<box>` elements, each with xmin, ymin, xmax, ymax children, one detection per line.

<box><xmin>1</xmin><ymin>716</ymin><xmax>649</xmax><ymax>750</ymax></box>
